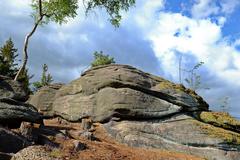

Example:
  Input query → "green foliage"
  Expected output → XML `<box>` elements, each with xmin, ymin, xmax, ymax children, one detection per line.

<box><xmin>0</xmin><ymin>38</ymin><xmax>33</xmax><ymax>94</ymax></box>
<box><xmin>18</xmin><ymin>69</ymin><xmax>34</xmax><ymax>94</ymax></box>
<box><xmin>85</xmin><ymin>0</ymin><xmax>136</xmax><ymax>27</ymax></box>
<box><xmin>33</xmin><ymin>64</ymin><xmax>53</xmax><ymax>91</ymax></box>
<box><xmin>0</xmin><ymin>38</ymin><xmax>18</xmax><ymax>77</ymax></box>
<box><xmin>31</xmin><ymin>0</ymin><xmax>135</xmax><ymax>27</ymax></box>
<box><xmin>91</xmin><ymin>51</ymin><xmax>115</xmax><ymax>67</ymax></box>
<box><xmin>31</xmin><ymin>0</ymin><xmax>78</xmax><ymax>25</ymax></box>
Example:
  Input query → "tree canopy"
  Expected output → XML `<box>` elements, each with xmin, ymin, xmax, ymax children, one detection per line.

<box><xmin>0</xmin><ymin>38</ymin><xmax>18</xmax><ymax>77</ymax></box>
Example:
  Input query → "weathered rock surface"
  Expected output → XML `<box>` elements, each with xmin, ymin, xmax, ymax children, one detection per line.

<box><xmin>29</xmin><ymin>83</ymin><xmax>63</xmax><ymax>117</ymax></box>
<box><xmin>17</xmin><ymin>64</ymin><xmax>239</xmax><ymax>160</ymax></box>
<box><xmin>52</xmin><ymin>64</ymin><xmax>208</xmax><ymax>122</ymax></box>
<box><xmin>11</xmin><ymin>146</ymin><xmax>58</xmax><ymax>160</ymax></box>
<box><xmin>0</xmin><ymin>98</ymin><xmax>42</xmax><ymax>128</ymax></box>
<box><xmin>0</xmin><ymin>75</ymin><xmax>28</xmax><ymax>101</ymax></box>
<box><xmin>104</xmin><ymin>114</ymin><xmax>240</xmax><ymax>160</ymax></box>
<box><xmin>0</xmin><ymin>126</ymin><xmax>31</xmax><ymax>153</ymax></box>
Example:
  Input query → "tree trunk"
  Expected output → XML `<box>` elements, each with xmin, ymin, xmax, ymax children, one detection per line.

<box><xmin>14</xmin><ymin>0</ymin><xmax>43</xmax><ymax>81</ymax></box>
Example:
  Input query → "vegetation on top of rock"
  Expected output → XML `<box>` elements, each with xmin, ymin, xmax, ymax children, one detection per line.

<box><xmin>199</xmin><ymin>111</ymin><xmax>240</xmax><ymax>132</ymax></box>
<box><xmin>91</xmin><ymin>51</ymin><xmax>115</xmax><ymax>67</ymax></box>
<box><xmin>32</xmin><ymin>64</ymin><xmax>53</xmax><ymax>92</ymax></box>
<box><xmin>192</xmin><ymin>119</ymin><xmax>240</xmax><ymax>145</ymax></box>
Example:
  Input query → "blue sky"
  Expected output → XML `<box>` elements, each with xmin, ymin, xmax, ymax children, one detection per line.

<box><xmin>0</xmin><ymin>0</ymin><xmax>240</xmax><ymax>118</ymax></box>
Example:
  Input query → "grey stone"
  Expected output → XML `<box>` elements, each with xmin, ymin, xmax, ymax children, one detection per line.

<box><xmin>104</xmin><ymin>114</ymin><xmax>240</xmax><ymax>160</ymax></box>
<box><xmin>0</xmin><ymin>98</ymin><xmax>42</xmax><ymax>128</ymax></box>
<box><xmin>72</xmin><ymin>140</ymin><xmax>87</xmax><ymax>151</ymax></box>
<box><xmin>0</xmin><ymin>75</ymin><xmax>28</xmax><ymax>101</ymax></box>
<box><xmin>52</xmin><ymin>64</ymin><xmax>208</xmax><ymax>122</ymax></box>
<box><xmin>29</xmin><ymin>83</ymin><xmax>63</xmax><ymax>117</ymax></box>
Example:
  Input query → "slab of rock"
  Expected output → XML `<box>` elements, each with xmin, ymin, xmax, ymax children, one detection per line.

<box><xmin>104</xmin><ymin>114</ymin><xmax>240</xmax><ymax>160</ymax></box>
<box><xmin>0</xmin><ymin>75</ymin><xmax>28</xmax><ymax>102</ymax></box>
<box><xmin>29</xmin><ymin>83</ymin><xmax>63</xmax><ymax>117</ymax></box>
<box><xmin>0</xmin><ymin>98</ymin><xmax>42</xmax><ymax>128</ymax></box>
<box><xmin>52</xmin><ymin>64</ymin><xmax>208</xmax><ymax>122</ymax></box>
<box><xmin>0</xmin><ymin>127</ymin><xmax>30</xmax><ymax>153</ymax></box>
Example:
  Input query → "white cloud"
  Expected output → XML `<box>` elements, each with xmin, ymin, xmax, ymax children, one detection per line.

<box><xmin>134</xmin><ymin>2</ymin><xmax>240</xmax><ymax>86</ymax></box>
<box><xmin>191</xmin><ymin>0</ymin><xmax>240</xmax><ymax>19</ymax></box>
<box><xmin>191</xmin><ymin>0</ymin><xmax>220</xmax><ymax>19</ymax></box>
<box><xmin>220</xmin><ymin>0</ymin><xmax>240</xmax><ymax>14</ymax></box>
<box><xmin>134</xmin><ymin>0</ymin><xmax>165</xmax><ymax>29</ymax></box>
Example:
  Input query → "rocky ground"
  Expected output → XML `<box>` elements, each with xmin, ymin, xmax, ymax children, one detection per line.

<box><xmin>9</xmin><ymin>118</ymin><xmax>204</xmax><ymax>160</ymax></box>
<box><xmin>1</xmin><ymin>64</ymin><xmax>240</xmax><ymax>160</ymax></box>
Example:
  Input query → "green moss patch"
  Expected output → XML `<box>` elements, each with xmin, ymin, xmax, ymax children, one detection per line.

<box><xmin>192</xmin><ymin>119</ymin><xmax>240</xmax><ymax>145</ymax></box>
<box><xmin>199</xmin><ymin>112</ymin><xmax>240</xmax><ymax>132</ymax></box>
<box><xmin>154</xmin><ymin>81</ymin><xmax>208</xmax><ymax>110</ymax></box>
<box><xmin>49</xmin><ymin>148</ymin><xmax>63</xmax><ymax>158</ymax></box>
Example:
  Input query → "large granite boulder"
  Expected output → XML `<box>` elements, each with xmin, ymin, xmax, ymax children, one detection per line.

<box><xmin>0</xmin><ymin>126</ymin><xmax>31</xmax><ymax>153</ymax></box>
<box><xmin>0</xmin><ymin>76</ymin><xmax>28</xmax><ymax>102</ymax></box>
<box><xmin>0</xmin><ymin>98</ymin><xmax>42</xmax><ymax>128</ymax></box>
<box><xmin>29</xmin><ymin>83</ymin><xmax>63</xmax><ymax>117</ymax></box>
<box><xmin>52</xmin><ymin>64</ymin><xmax>208</xmax><ymax>122</ymax></box>
<box><xmin>104</xmin><ymin>114</ymin><xmax>240</xmax><ymax>160</ymax></box>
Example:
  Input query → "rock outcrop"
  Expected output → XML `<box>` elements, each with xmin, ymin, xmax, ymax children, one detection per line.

<box><xmin>29</xmin><ymin>83</ymin><xmax>63</xmax><ymax>117</ymax></box>
<box><xmin>0</xmin><ymin>75</ymin><xmax>28</xmax><ymax>101</ymax></box>
<box><xmin>104</xmin><ymin>114</ymin><xmax>240</xmax><ymax>160</ymax></box>
<box><xmin>44</xmin><ymin>64</ymin><xmax>238</xmax><ymax>160</ymax></box>
<box><xmin>0</xmin><ymin>76</ymin><xmax>42</xmax><ymax>128</ymax></box>
<box><xmin>52</xmin><ymin>64</ymin><xmax>208</xmax><ymax>122</ymax></box>
<box><xmin>0</xmin><ymin>98</ymin><xmax>42</xmax><ymax>128</ymax></box>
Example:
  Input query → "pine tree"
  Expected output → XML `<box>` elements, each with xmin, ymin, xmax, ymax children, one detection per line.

<box><xmin>0</xmin><ymin>38</ymin><xmax>33</xmax><ymax>94</ymax></box>
<box><xmin>33</xmin><ymin>64</ymin><xmax>53</xmax><ymax>92</ymax></box>
<box><xmin>0</xmin><ymin>38</ymin><xmax>18</xmax><ymax>77</ymax></box>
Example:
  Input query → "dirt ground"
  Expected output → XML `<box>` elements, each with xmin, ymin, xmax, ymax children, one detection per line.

<box><xmin>39</xmin><ymin>118</ymin><xmax>205</xmax><ymax>160</ymax></box>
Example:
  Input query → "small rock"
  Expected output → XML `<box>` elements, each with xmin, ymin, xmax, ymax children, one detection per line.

<box><xmin>81</xmin><ymin>118</ymin><xmax>93</xmax><ymax>130</ymax></box>
<box><xmin>19</xmin><ymin>122</ymin><xmax>37</xmax><ymax>143</ymax></box>
<box><xmin>72</xmin><ymin>140</ymin><xmax>87</xmax><ymax>151</ymax></box>
<box><xmin>80</xmin><ymin>131</ymin><xmax>95</xmax><ymax>140</ymax></box>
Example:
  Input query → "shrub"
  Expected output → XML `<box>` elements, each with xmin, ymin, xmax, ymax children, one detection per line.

<box><xmin>91</xmin><ymin>51</ymin><xmax>115</xmax><ymax>67</ymax></box>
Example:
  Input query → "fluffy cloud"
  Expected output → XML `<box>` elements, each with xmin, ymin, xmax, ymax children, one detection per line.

<box><xmin>191</xmin><ymin>0</ymin><xmax>220</xmax><ymax>19</ymax></box>
<box><xmin>132</xmin><ymin>0</ymin><xmax>240</xmax><ymax>114</ymax></box>
<box><xmin>191</xmin><ymin>0</ymin><xmax>240</xmax><ymax>19</ymax></box>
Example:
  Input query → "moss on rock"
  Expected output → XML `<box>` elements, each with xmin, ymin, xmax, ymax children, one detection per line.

<box><xmin>192</xmin><ymin>119</ymin><xmax>240</xmax><ymax>145</ymax></box>
<box><xmin>154</xmin><ymin>81</ymin><xmax>208</xmax><ymax>110</ymax></box>
<box><xmin>199</xmin><ymin>112</ymin><xmax>240</xmax><ymax>132</ymax></box>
